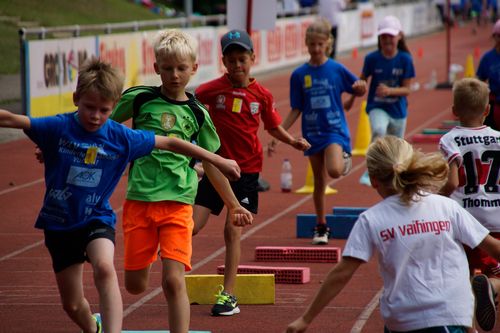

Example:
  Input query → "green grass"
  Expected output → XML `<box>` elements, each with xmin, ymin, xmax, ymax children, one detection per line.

<box><xmin>0</xmin><ymin>0</ymin><xmax>164</xmax><ymax>74</ymax></box>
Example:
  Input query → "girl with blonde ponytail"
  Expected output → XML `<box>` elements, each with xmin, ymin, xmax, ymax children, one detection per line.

<box><xmin>286</xmin><ymin>136</ymin><xmax>500</xmax><ymax>333</ymax></box>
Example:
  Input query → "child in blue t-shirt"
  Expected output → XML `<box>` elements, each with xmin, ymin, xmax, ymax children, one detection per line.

<box><xmin>0</xmin><ymin>58</ymin><xmax>241</xmax><ymax>333</ymax></box>
<box><xmin>346</xmin><ymin>15</ymin><xmax>415</xmax><ymax>187</ymax></box>
<box><xmin>279</xmin><ymin>18</ymin><xmax>366</xmax><ymax>245</ymax></box>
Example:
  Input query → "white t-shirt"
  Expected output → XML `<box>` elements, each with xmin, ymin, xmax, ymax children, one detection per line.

<box><xmin>439</xmin><ymin>125</ymin><xmax>500</xmax><ymax>232</ymax></box>
<box><xmin>343</xmin><ymin>193</ymin><xmax>489</xmax><ymax>331</ymax></box>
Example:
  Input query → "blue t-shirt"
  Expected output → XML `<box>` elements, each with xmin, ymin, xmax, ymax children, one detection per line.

<box><xmin>25</xmin><ymin>112</ymin><xmax>155</xmax><ymax>231</ymax></box>
<box><xmin>290</xmin><ymin>59</ymin><xmax>358</xmax><ymax>155</ymax></box>
<box><xmin>363</xmin><ymin>50</ymin><xmax>415</xmax><ymax>119</ymax></box>
<box><xmin>476</xmin><ymin>48</ymin><xmax>500</xmax><ymax>101</ymax></box>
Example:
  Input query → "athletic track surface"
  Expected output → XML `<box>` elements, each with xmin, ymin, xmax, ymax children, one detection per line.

<box><xmin>0</xmin><ymin>22</ymin><xmax>493</xmax><ymax>333</ymax></box>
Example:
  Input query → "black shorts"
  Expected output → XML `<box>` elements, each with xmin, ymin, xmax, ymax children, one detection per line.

<box><xmin>44</xmin><ymin>221</ymin><xmax>115</xmax><ymax>273</ymax></box>
<box><xmin>195</xmin><ymin>172</ymin><xmax>259</xmax><ymax>215</ymax></box>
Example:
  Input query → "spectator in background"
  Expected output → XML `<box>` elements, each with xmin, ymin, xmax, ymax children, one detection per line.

<box><xmin>318</xmin><ymin>0</ymin><xmax>348</xmax><ymax>59</ymax></box>
<box><xmin>477</xmin><ymin>19</ymin><xmax>500</xmax><ymax>131</ymax></box>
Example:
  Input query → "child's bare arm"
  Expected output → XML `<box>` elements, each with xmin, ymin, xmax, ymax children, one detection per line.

<box><xmin>267</xmin><ymin>108</ymin><xmax>303</xmax><ymax>156</ymax></box>
<box><xmin>376</xmin><ymin>78</ymin><xmax>412</xmax><ymax>97</ymax></box>
<box><xmin>478</xmin><ymin>235</ymin><xmax>500</xmax><ymax>263</ymax></box>
<box><xmin>439</xmin><ymin>161</ymin><xmax>459</xmax><ymax>197</ymax></box>
<box><xmin>203</xmin><ymin>161</ymin><xmax>253</xmax><ymax>227</ymax></box>
<box><xmin>267</xmin><ymin>126</ymin><xmax>311</xmax><ymax>153</ymax></box>
<box><xmin>343</xmin><ymin>95</ymin><xmax>356</xmax><ymax>111</ymax></box>
<box><xmin>0</xmin><ymin>109</ymin><xmax>31</xmax><ymax>130</ymax></box>
<box><xmin>154</xmin><ymin>136</ymin><xmax>241</xmax><ymax>181</ymax></box>
<box><xmin>285</xmin><ymin>257</ymin><xmax>363</xmax><ymax>333</ymax></box>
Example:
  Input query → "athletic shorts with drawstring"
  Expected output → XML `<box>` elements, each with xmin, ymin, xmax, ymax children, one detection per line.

<box><xmin>123</xmin><ymin>200</ymin><xmax>193</xmax><ymax>271</ymax></box>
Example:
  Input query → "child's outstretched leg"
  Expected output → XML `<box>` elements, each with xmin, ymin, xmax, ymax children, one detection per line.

<box><xmin>87</xmin><ymin>238</ymin><xmax>123</xmax><ymax>333</ymax></box>
<box><xmin>310</xmin><ymin>152</ymin><xmax>329</xmax><ymax>245</ymax></box>
<box><xmin>161</xmin><ymin>259</ymin><xmax>190</xmax><ymax>333</ymax></box>
<box><xmin>55</xmin><ymin>264</ymin><xmax>101</xmax><ymax>333</ymax></box>
<box><xmin>211</xmin><ymin>218</ymin><xmax>242</xmax><ymax>316</ymax></box>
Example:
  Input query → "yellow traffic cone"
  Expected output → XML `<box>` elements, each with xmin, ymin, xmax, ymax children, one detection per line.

<box><xmin>294</xmin><ymin>162</ymin><xmax>338</xmax><ymax>195</ymax></box>
<box><xmin>351</xmin><ymin>101</ymin><xmax>371</xmax><ymax>156</ymax></box>
<box><xmin>464</xmin><ymin>54</ymin><xmax>475</xmax><ymax>78</ymax></box>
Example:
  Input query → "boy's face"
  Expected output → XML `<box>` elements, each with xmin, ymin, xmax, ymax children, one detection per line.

<box><xmin>73</xmin><ymin>91</ymin><xmax>115</xmax><ymax>132</ymax></box>
<box><xmin>222</xmin><ymin>48</ymin><xmax>254</xmax><ymax>87</ymax></box>
<box><xmin>306</xmin><ymin>33</ymin><xmax>329</xmax><ymax>63</ymax></box>
<box><xmin>154</xmin><ymin>54</ymin><xmax>198</xmax><ymax>99</ymax></box>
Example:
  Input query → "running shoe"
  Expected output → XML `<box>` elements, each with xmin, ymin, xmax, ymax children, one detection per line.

<box><xmin>312</xmin><ymin>224</ymin><xmax>330</xmax><ymax>245</ymax></box>
<box><xmin>211</xmin><ymin>285</ymin><xmax>240</xmax><ymax>316</ymax></box>
<box><xmin>81</xmin><ymin>313</ymin><xmax>102</xmax><ymax>333</ymax></box>
<box><xmin>359</xmin><ymin>171</ymin><xmax>371</xmax><ymax>186</ymax></box>
<box><xmin>342</xmin><ymin>152</ymin><xmax>352</xmax><ymax>176</ymax></box>
<box><xmin>472</xmin><ymin>274</ymin><xmax>498</xmax><ymax>331</ymax></box>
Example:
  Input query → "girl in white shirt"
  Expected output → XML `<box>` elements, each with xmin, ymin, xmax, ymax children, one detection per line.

<box><xmin>285</xmin><ymin>135</ymin><xmax>500</xmax><ymax>333</ymax></box>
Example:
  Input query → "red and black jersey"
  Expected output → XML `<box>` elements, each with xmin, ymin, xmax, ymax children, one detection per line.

<box><xmin>195</xmin><ymin>74</ymin><xmax>282</xmax><ymax>173</ymax></box>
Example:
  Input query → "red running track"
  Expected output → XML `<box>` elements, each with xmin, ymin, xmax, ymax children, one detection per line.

<box><xmin>0</xmin><ymin>22</ymin><xmax>493</xmax><ymax>333</ymax></box>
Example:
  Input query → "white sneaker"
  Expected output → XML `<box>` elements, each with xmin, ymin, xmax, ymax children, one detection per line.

<box><xmin>342</xmin><ymin>152</ymin><xmax>352</xmax><ymax>176</ymax></box>
<box><xmin>312</xmin><ymin>225</ymin><xmax>330</xmax><ymax>245</ymax></box>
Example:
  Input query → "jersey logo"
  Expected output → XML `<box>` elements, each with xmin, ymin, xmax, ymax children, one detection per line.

<box><xmin>66</xmin><ymin>166</ymin><xmax>102</xmax><ymax>188</ymax></box>
<box><xmin>161</xmin><ymin>113</ymin><xmax>176</xmax><ymax>130</ymax></box>
<box><xmin>304</xmin><ymin>75</ymin><xmax>312</xmax><ymax>88</ymax></box>
<box><xmin>84</xmin><ymin>146</ymin><xmax>99</xmax><ymax>165</ymax></box>
<box><xmin>250</xmin><ymin>102</ymin><xmax>260</xmax><ymax>115</ymax></box>
<box><xmin>232</xmin><ymin>98</ymin><xmax>243</xmax><ymax>113</ymax></box>
<box><xmin>216</xmin><ymin>95</ymin><xmax>226</xmax><ymax>109</ymax></box>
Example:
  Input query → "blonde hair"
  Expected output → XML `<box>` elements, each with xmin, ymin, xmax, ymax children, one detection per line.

<box><xmin>305</xmin><ymin>18</ymin><xmax>333</xmax><ymax>56</ymax></box>
<box><xmin>453</xmin><ymin>78</ymin><xmax>490</xmax><ymax>120</ymax></box>
<box><xmin>366</xmin><ymin>136</ymin><xmax>449</xmax><ymax>205</ymax></box>
<box><xmin>153</xmin><ymin>29</ymin><xmax>198</xmax><ymax>63</ymax></box>
<box><xmin>75</xmin><ymin>57</ymin><xmax>124</xmax><ymax>103</ymax></box>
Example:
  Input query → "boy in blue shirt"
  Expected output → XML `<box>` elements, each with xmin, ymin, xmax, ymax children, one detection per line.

<box><xmin>0</xmin><ymin>58</ymin><xmax>241</xmax><ymax>333</ymax></box>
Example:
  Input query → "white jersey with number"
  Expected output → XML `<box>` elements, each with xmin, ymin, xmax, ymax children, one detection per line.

<box><xmin>439</xmin><ymin>125</ymin><xmax>500</xmax><ymax>231</ymax></box>
<box><xmin>343</xmin><ymin>193</ymin><xmax>489</xmax><ymax>331</ymax></box>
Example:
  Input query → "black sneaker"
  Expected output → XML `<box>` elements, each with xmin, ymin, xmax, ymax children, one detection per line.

<box><xmin>312</xmin><ymin>224</ymin><xmax>330</xmax><ymax>245</ymax></box>
<box><xmin>472</xmin><ymin>274</ymin><xmax>498</xmax><ymax>331</ymax></box>
<box><xmin>342</xmin><ymin>152</ymin><xmax>352</xmax><ymax>176</ymax></box>
<box><xmin>211</xmin><ymin>285</ymin><xmax>240</xmax><ymax>316</ymax></box>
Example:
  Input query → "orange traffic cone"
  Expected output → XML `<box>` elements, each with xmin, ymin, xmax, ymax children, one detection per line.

<box><xmin>352</xmin><ymin>48</ymin><xmax>358</xmax><ymax>60</ymax></box>
<box><xmin>351</xmin><ymin>101</ymin><xmax>371</xmax><ymax>156</ymax></box>
<box><xmin>295</xmin><ymin>162</ymin><xmax>337</xmax><ymax>195</ymax></box>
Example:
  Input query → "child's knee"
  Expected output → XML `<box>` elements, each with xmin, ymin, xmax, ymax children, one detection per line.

<box><xmin>92</xmin><ymin>260</ymin><xmax>116</xmax><ymax>283</ymax></box>
<box><xmin>162</xmin><ymin>273</ymin><xmax>185</xmax><ymax>296</ymax></box>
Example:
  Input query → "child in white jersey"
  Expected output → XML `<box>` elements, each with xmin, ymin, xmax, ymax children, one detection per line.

<box><xmin>286</xmin><ymin>135</ymin><xmax>500</xmax><ymax>333</ymax></box>
<box><xmin>439</xmin><ymin>78</ymin><xmax>500</xmax><ymax>332</ymax></box>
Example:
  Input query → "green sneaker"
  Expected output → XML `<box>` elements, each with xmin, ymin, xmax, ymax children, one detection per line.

<box><xmin>211</xmin><ymin>285</ymin><xmax>240</xmax><ymax>316</ymax></box>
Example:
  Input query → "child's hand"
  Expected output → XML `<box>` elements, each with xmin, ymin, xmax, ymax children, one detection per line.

<box><xmin>193</xmin><ymin>162</ymin><xmax>204</xmax><ymax>180</ymax></box>
<box><xmin>352</xmin><ymin>80</ymin><xmax>367</xmax><ymax>96</ymax></box>
<box><xmin>375</xmin><ymin>83</ymin><xmax>391</xmax><ymax>97</ymax></box>
<box><xmin>267</xmin><ymin>139</ymin><xmax>278</xmax><ymax>157</ymax></box>
<box><xmin>285</xmin><ymin>317</ymin><xmax>309</xmax><ymax>333</ymax></box>
<box><xmin>34</xmin><ymin>146</ymin><xmax>44</xmax><ymax>164</ymax></box>
<box><xmin>217</xmin><ymin>157</ymin><xmax>241</xmax><ymax>181</ymax></box>
<box><xmin>229</xmin><ymin>206</ymin><xmax>253</xmax><ymax>226</ymax></box>
<box><xmin>291</xmin><ymin>137</ymin><xmax>311</xmax><ymax>151</ymax></box>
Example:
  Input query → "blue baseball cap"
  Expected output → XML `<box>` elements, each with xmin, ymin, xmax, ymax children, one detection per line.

<box><xmin>221</xmin><ymin>29</ymin><xmax>254</xmax><ymax>54</ymax></box>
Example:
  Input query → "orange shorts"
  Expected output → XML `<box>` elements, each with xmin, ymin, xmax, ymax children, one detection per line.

<box><xmin>123</xmin><ymin>200</ymin><xmax>193</xmax><ymax>271</ymax></box>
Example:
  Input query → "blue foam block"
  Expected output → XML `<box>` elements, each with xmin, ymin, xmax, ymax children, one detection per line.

<box><xmin>296</xmin><ymin>214</ymin><xmax>358</xmax><ymax>239</ymax></box>
<box><xmin>332</xmin><ymin>207</ymin><xmax>367</xmax><ymax>216</ymax></box>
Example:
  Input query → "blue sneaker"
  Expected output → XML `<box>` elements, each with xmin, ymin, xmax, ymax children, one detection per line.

<box><xmin>359</xmin><ymin>171</ymin><xmax>371</xmax><ymax>186</ymax></box>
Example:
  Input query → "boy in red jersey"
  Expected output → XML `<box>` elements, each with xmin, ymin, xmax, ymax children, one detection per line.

<box><xmin>193</xmin><ymin>29</ymin><xmax>311</xmax><ymax>316</ymax></box>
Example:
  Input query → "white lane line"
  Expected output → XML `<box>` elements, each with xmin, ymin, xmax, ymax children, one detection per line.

<box><xmin>0</xmin><ymin>240</ymin><xmax>44</xmax><ymax>262</ymax></box>
<box><xmin>0</xmin><ymin>178</ymin><xmax>43</xmax><ymax>196</ymax></box>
